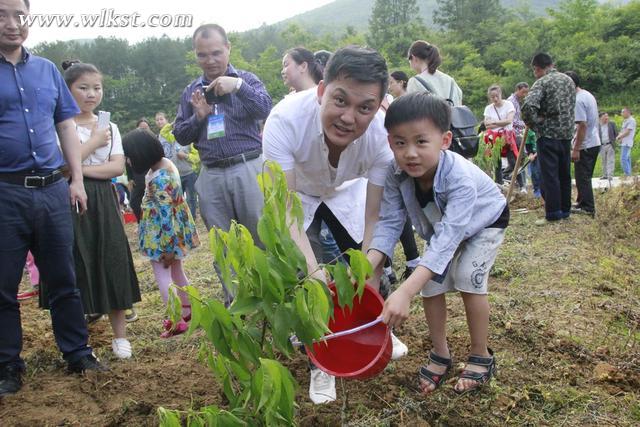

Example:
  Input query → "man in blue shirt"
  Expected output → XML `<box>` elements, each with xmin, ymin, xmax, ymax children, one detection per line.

<box><xmin>0</xmin><ymin>0</ymin><xmax>105</xmax><ymax>397</ymax></box>
<box><xmin>174</xmin><ymin>23</ymin><xmax>272</xmax><ymax>306</ymax></box>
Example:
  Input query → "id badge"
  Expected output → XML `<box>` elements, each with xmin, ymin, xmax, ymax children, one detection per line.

<box><xmin>207</xmin><ymin>113</ymin><xmax>225</xmax><ymax>140</ymax></box>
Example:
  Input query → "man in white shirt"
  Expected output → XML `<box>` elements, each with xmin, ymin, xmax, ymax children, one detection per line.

<box><xmin>616</xmin><ymin>107</ymin><xmax>636</xmax><ymax>176</ymax></box>
<box><xmin>263</xmin><ymin>46</ymin><xmax>407</xmax><ymax>405</ymax></box>
<box><xmin>565</xmin><ymin>71</ymin><xmax>600</xmax><ymax>216</ymax></box>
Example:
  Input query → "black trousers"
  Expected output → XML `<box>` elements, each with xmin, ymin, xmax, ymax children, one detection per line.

<box><xmin>307</xmin><ymin>202</ymin><xmax>360</xmax><ymax>263</ymax></box>
<box><xmin>574</xmin><ymin>146</ymin><xmax>600</xmax><ymax>213</ymax></box>
<box><xmin>537</xmin><ymin>137</ymin><xmax>572</xmax><ymax>220</ymax></box>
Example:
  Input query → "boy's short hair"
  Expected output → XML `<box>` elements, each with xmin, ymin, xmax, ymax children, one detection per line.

<box><xmin>384</xmin><ymin>92</ymin><xmax>451</xmax><ymax>133</ymax></box>
<box><xmin>122</xmin><ymin>129</ymin><xmax>165</xmax><ymax>174</ymax></box>
<box><xmin>323</xmin><ymin>46</ymin><xmax>388</xmax><ymax>99</ymax></box>
<box><xmin>564</xmin><ymin>70</ymin><xmax>580</xmax><ymax>87</ymax></box>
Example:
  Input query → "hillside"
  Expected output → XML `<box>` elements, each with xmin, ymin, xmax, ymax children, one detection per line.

<box><xmin>273</xmin><ymin>0</ymin><xmax>561</xmax><ymax>34</ymax></box>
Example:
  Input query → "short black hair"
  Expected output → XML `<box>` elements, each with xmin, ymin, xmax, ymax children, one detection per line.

<box><xmin>324</xmin><ymin>46</ymin><xmax>388</xmax><ymax>99</ymax></box>
<box><xmin>390</xmin><ymin>70</ymin><xmax>409</xmax><ymax>89</ymax></box>
<box><xmin>531</xmin><ymin>53</ymin><xmax>553</xmax><ymax>69</ymax></box>
<box><xmin>564</xmin><ymin>70</ymin><xmax>580</xmax><ymax>87</ymax></box>
<box><xmin>136</xmin><ymin>118</ymin><xmax>150</xmax><ymax>128</ymax></box>
<box><xmin>122</xmin><ymin>129</ymin><xmax>165</xmax><ymax>174</ymax></box>
<box><xmin>192</xmin><ymin>24</ymin><xmax>228</xmax><ymax>47</ymax></box>
<box><xmin>384</xmin><ymin>92</ymin><xmax>451</xmax><ymax>133</ymax></box>
<box><xmin>515</xmin><ymin>82</ymin><xmax>529</xmax><ymax>90</ymax></box>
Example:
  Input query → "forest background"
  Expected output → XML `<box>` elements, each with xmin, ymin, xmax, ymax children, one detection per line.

<box><xmin>30</xmin><ymin>0</ymin><xmax>639</xmax><ymax>131</ymax></box>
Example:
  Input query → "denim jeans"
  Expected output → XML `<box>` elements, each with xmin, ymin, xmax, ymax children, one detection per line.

<box><xmin>620</xmin><ymin>145</ymin><xmax>632</xmax><ymax>176</ymax></box>
<box><xmin>180</xmin><ymin>172</ymin><xmax>198</xmax><ymax>219</ymax></box>
<box><xmin>0</xmin><ymin>180</ymin><xmax>92</xmax><ymax>368</ymax></box>
<box><xmin>528</xmin><ymin>158</ymin><xmax>541</xmax><ymax>193</ymax></box>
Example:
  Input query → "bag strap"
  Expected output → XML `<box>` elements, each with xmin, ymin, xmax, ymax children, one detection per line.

<box><xmin>414</xmin><ymin>75</ymin><xmax>435</xmax><ymax>95</ymax></box>
<box><xmin>107</xmin><ymin>123</ymin><xmax>114</xmax><ymax>159</ymax></box>
<box><xmin>493</xmin><ymin>105</ymin><xmax>502</xmax><ymax>120</ymax></box>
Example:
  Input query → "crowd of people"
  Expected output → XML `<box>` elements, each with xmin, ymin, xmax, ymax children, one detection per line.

<box><xmin>1</xmin><ymin>0</ymin><xmax>637</xmax><ymax>407</ymax></box>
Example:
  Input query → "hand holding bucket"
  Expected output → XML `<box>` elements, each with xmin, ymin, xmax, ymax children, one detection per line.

<box><xmin>302</xmin><ymin>283</ymin><xmax>392</xmax><ymax>380</ymax></box>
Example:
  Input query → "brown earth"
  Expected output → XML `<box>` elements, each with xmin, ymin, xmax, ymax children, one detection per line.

<box><xmin>1</xmin><ymin>182</ymin><xmax>639</xmax><ymax>426</ymax></box>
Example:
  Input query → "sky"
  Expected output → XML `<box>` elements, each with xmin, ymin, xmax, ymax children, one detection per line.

<box><xmin>23</xmin><ymin>0</ymin><xmax>335</xmax><ymax>47</ymax></box>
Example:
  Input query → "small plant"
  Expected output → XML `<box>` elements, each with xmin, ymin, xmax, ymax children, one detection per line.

<box><xmin>158</xmin><ymin>161</ymin><xmax>372</xmax><ymax>426</ymax></box>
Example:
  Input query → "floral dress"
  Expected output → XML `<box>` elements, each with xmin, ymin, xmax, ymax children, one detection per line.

<box><xmin>139</xmin><ymin>163</ymin><xmax>199</xmax><ymax>260</ymax></box>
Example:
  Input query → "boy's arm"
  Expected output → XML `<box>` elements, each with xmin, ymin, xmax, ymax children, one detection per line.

<box><xmin>382</xmin><ymin>266</ymin><xmax>434</xmax><ymax>328</ymax></box>
<box><xmin>367</xmin><ymin>164</ymin><xmax>408</xmax><ymax>289</ymax></box>
<box><xmin>361</xmin><ymin>181</ymin><xmax>384</xmax><ymax>255</ymax></box>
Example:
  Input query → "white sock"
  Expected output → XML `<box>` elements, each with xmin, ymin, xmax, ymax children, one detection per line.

<box><xmin>406</xmin><ymin>258</ymin><xmax>420</xmax><ymax>269</ymax></box>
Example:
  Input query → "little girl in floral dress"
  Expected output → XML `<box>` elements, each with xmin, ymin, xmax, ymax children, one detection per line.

<box><xmin>122</xmin><ymin>129</ymin><xmax>199</xmax><ymax>337</ymax></box>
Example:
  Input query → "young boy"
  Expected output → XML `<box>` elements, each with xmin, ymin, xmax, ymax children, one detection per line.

<box><xmin>367</xmin><ymin>93</ymin><xmax>509</xmax><ymax>394</ymax></box>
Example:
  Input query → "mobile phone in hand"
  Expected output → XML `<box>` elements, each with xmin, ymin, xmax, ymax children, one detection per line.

<box><xmin>97</xmin><ymin>111</ymin><xmax>110</xmax><ymax>129</ymax></box>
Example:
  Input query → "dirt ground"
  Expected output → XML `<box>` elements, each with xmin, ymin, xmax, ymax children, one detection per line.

<box><xmin>1</xmin><ymin>182</ymin><xmax>639</xmax><ymax>426</ymax></box>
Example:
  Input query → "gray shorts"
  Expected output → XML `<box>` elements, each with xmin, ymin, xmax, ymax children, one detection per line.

<box><xmin>420</xmin><ymin>227</ymin><xmax>505</xmax><ymax>298</ymax></box>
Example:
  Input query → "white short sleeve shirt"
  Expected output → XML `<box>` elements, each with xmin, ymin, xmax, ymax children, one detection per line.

<box><xmin>263</xmin><ymin>88</ymin><xmax>393</xmax><ymax>242</ymax></box>
<box><xmin>77</xmin><ymin>122</ymin><xmax>123</xmax><ymax>166</ymax></box>
<box><xmin>484</xmin><ymin>100</ymin><xmax>516</xmax><ymax>131</ymax></box>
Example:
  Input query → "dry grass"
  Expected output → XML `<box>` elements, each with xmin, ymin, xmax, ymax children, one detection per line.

<box><xmin>1</xmin><ymin>182</ymin><xmax>639</xmax><ymax>426</ymax></box>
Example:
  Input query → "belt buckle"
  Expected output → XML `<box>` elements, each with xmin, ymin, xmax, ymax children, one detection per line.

<box><xmin>24</xmin><ymin>175</ymin><xmax>45</xmax><ymax>188</ymax></box>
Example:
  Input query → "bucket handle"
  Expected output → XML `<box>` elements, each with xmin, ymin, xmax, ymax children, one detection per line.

<box><xmin>290</xmin><ymin>316</ymin><xmax>384</xmax><ymax>347</ymax></box>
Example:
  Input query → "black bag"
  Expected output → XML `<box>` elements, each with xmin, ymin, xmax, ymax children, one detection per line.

<box><xmin>414</xmin><ymin>76</ymin><xmax>480</xmax><ymax>159</ymax></box>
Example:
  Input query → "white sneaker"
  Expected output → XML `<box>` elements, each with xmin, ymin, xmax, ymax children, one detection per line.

<box><xmin>391</xmin><ymin>333</ymin><xmax>408</xmax><ymax>360</ymax></box>
<box><xmin>112</xmin><ymin>338</ymin><xmax>132</xmax><ymax>359</ymax></box>
<box><xmin>308</xmin><ymin>368</ymin><xmax>336</xmax><ymax>404</ymax></box>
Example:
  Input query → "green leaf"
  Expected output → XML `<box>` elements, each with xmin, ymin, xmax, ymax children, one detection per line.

<box><xmin>272</xmin><ymin>304</ymin><xmax>294</xmax><ymax>356</ymax></box>
<box><xmin>166</xmin><ymin>286</ymin><xmax>182</xmax><ymax>326</ymax></box>
<box><xmin>217</xmin><ymin>410</ymin><xmax>247</xmax><ymax>427</ymax></box>
<box><xmin>259</xmin><ymin>359</ymin><xmax>283</xmax><ymax>411</ymax></box>
<box><xmin>346</xmin><ymin>248</ymin><xmax>373</xmax><ymax>300</ymax></box>
<box><xmin>333</xmin><ymin>261</ymin><xmax>355</xmax><ymax>310</ymax></box>
<box><xmin>209</xmin><ymin>299</ymin><xmax>233</xmax><ymax>331</ymax></box>
<box><xmin>306</xmin><ymin>281</ymin><xmax>331</xmax><ymax>333</ymax></box>
<box><xmin>228</xmin><ymin>296</ymin><xmax>261</xmax><ymax>316</ymax></box>
<box><xmin>236</xmin><ymin>332</ymin><xmax>260</xmax><ymax>367</ymax></box>
<box><xmin>157</xmin><ymin>407</ymin><xmax>181</xmax><ymax>427</ymax></box>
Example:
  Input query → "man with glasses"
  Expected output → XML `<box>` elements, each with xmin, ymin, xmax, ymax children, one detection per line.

<box><xmin>174</xmin><ymin>24</ymin><xmax>272</xmax><ymax>306</ymax></box>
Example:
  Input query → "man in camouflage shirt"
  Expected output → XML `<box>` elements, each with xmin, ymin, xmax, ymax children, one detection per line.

<box><xmin>522</xmin><ymin>52</ymin><xmax>576</xmax><ymax>223</ymax></box>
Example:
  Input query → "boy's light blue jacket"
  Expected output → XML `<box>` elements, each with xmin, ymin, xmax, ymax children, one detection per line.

<box><xmin>369</xmin><ymin>150</ymin><xmax>507</xmax><ymax>275</ymax></box>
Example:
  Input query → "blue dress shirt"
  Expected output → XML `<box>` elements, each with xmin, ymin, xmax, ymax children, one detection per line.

<box><xmin>0</xmin><ymin>48</ymin><xmax>80</xmax><ymax>173</ymax></box>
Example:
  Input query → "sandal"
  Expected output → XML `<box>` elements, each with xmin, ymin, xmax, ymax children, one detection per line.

<box><xmin>454</xmin><ymin>348</ymin><xmax>496</xmax><ymax>394</ymax></box>
<box><xmin>418</xmin><ymin>351</ymin><xmax>452</xmax><ymax>393</ymax></box>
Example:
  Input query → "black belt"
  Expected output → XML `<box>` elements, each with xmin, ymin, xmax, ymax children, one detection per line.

<box><xmin>0</xmin><ymin>170</ymin><xmax>64</xmax><ymax>188</ymax></box>
<box><xmin>205</xmin><ymin>150</ymin><xmax>261</xmax><ymax>169</ymax></box>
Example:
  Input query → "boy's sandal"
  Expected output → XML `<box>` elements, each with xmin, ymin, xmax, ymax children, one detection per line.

<box><xmin>418</xmin><ymin>351</ymin><xmax>453</xmax><ymax>393</ymax></box>
<box><xmin>454</xmin><ymin>348</ymin><xmax>496</xmax><ymax>394</ymax></box>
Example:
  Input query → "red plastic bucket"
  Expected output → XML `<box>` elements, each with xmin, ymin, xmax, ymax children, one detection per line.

<box><xmin>306</xmin><ymin>283</ymin><xmax>391</xmax><ymax>380</ymax></box>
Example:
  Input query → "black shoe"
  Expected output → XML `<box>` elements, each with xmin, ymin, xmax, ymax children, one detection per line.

<box><xmin>379</xmin><ymin>274</ymin><xmax>391</xmax><ymax>300</ymax></box>
<box><xmin>0</xmin><ymin>364</ymin><xmax>23</xmax><ymax>397</ymax></box>
<box><xmin>67</xmin><ymin>353</ymin><xmax>108</xmax><ymax>374</ymax></box>
<box><xmin>400</xmin><ymin>266</ymin><xmax>416</xmax><ymax>281</ymax></box>
<box><xmin>386</xmin><ymin>270</ymin><xmax>397</xmax><ymax>285</ymax></box>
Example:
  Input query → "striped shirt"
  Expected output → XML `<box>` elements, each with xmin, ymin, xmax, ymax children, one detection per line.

<box><xmin>173</xmin><ymin>64</ymin><xmax>272</xmax><ymax>165</ymax></box>
<box><xmin>507</xmin><ymin>93</ymin><xmax>525</xmax><ymax>135</ymax></box>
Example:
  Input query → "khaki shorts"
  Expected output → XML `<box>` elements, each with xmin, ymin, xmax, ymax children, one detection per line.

<box><xmin>420</xmin><ymin>227</ymin><xmax>505</xmax><ymax>298</ymax></box>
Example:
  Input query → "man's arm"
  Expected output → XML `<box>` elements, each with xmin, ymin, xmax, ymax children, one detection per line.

<box><xmin>284</xmin><ymin>169</ymin><xmax>326</xmax><ymax>283</ymax></box>
<box><xmin>572</xmin><ymin>121</ymin><xmax>586</xmax><ymax>161</ymax></box>
<box><xmin>210</xmin><ymin>73</ymin><xmax>272</xmax><ymax>120</ymax></box>
<box><xmin>56</xmin><ymin>118</ymin><xmax>88</xmax><ymax>212</ymax></box>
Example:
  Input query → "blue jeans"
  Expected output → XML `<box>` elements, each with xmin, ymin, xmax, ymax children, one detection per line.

<box><xmin>620</xmin><ymin>145</ymin><xmax>632</xmax><ymax>176</ymax></box>
<box><xmin>0</xmin><ymin>179</ymin><xmax>92</xmax><ymax>369</ymax></box>
<box><xmin>180</xmin><ymin>172</ymin><xmax>198</xmax><ymax>219</ymax></box>
<box><xmin>528</xmin><ymin>158</ymin><xmax>541</xmax><ymax>193</ymax></box>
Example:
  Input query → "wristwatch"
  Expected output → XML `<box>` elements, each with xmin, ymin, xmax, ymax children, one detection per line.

<box><xmin>235</xmin><ymin>78</ymin><xmax>243</xmax><ymax>92</ymax></box>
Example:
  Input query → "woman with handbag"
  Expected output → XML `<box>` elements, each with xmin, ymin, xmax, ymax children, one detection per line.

<box><xmin>483</xmin><ymin>85</ymin><xmax>526</xmax><ymax>191</ymax></box>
